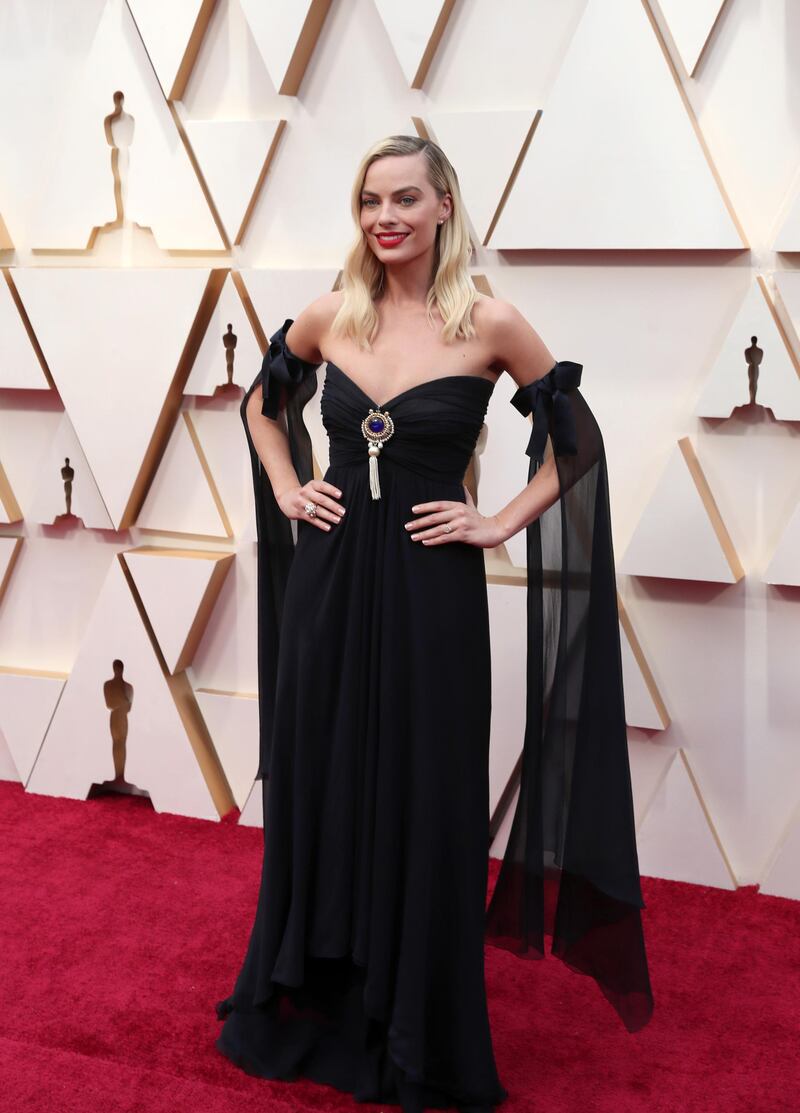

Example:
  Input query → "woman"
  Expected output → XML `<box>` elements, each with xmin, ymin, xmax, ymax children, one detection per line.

<box><xmin>215</xmin><ymin>134</ymin><xmax>653</xmax><ymax>1112</ymax></box>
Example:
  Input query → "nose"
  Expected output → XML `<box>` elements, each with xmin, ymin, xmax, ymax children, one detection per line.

<box><xmin>376</xmin><ymin>201</ymin><xmax>401</xmax><ymax>225</ymax></box>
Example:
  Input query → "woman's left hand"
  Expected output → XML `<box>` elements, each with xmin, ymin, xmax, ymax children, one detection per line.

<box><xmin>404</xmin><ymin>486</ymin><xmax>508</xmax><ymax>549</ymax></box>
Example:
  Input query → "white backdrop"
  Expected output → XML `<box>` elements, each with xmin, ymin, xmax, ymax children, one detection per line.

<box><xmin>0</xmin><ymin>0</ymin><xmax>798</xmax><ymax>899</ymax></box>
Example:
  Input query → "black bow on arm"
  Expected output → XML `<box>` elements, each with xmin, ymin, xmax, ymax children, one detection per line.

<box><xmin>259</xmin><ymin>317</ymin><xmax>321</xmax><ymax>420</ymax></box>
<box><xmin>509</xmin><ymin>360</ymin><xmax>583</xmax><ymax>464</ymax></box>
<box><xmin>486</xmin><ymin>356</ymin><xmax>654</xmax><ymax>1036</ymax></box>
<box><xmin>240</xmin><ymin>318</ymin><xmax>321</xmax><ymax>780</ymax></box>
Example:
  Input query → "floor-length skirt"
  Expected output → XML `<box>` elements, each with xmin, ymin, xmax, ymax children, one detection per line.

<box><xmin>216</xmin><ymin>367</ymin><xmax>507</xmax><ymax>1110</ymax></box>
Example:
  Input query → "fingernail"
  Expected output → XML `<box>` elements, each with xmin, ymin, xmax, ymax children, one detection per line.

<box><xmin>339</xmin><ymin>508</ymin><xmax>346</xmax><ymax>515</ymax></box>
<box><xmin>324</xmin><ymin>523</ymin><xmax>331</xmax><ymax>530</ymax></box>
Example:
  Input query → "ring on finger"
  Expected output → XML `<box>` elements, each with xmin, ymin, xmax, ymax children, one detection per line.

<box><xmin>304</xmin><ymin>500</ymin><xmax>317</xmax><ymax>517</ymax></box>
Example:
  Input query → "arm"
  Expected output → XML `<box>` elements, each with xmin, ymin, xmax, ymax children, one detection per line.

<box><xmin>246</xmin><ymin>294</ymin><xmax>345</xmax><ymax>529</ymax></box>
<box><xmin>407</xmin><ymin>298</ymin><xmax>564</xmax><ymax>548</ymax></box>
<box><xmin>245</xmin><ymin>387</ymin><xmax>303</xmax><ymax>502</ymax></box>
<box><xmin>486</xmin><ymin>300</ymin><xmax>562</xmax><ymax>543</ymax></box>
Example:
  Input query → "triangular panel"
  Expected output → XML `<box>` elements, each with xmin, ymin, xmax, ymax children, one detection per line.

<box><xmin>32</xmin><ymin>0</ymin><xmax>224</xmax><ymax>250</ymax></box>
<box><xmin>239</xmin><ymin>0</ymin><xmax>333</xmax><ymax>96</ymax></box>
<box><xmin>427</xmin><ymin>111</ymin><xmax>537</xmax><ymax>244</ymax></box>
<box><xmin>126</xmin><ymin>0</ymin><xmax>213</xmax><ymax>100</ymax></box>
<box><xmin>123</xmin><ymin>547</ymin><xmax>233</xmax><ymax>673</ymax></box>
<box><xmin>0</xmin><ymin>272</ymin><xmax>51</xmax><ymax>389</ymax></box>
<box><xmin>184</xmin><ymin>274</ymin><xmax>263</xmax><ymax>396</ymax></box>
<box><xmin>194</xmin><ymin>688</ymin><xmax>259</xmax><ymax>809</ymax></box>
<box><xmin>136</xmin><ymin>412</ymin><xmax>229</xmax><ymax>537</ymax></box>
<box><xmin>693</xmin><ymin>279</ymin><xmax>800</xmax><ymax>419</ymax></box>
<box><xmin>374</xmin><ymin>0</ymin><xmax>457</xmax><ymax>88</ymax></box>
<box><xmin>27</xmin><ymin>413</ymin><xmax>114</xmax><ymax>529</ymax></box>
<box><xmin>619</xmin><ymin>596</ymin><xmax>670</xmax><ymax>730</ymax></box>
<box><xmin>187</xmin><ymin>407</ymin><xmax>257</xmax><ymax>541</ymax></box>
<box><xmin>637</xmin><ymin>749</ymin><xmax>737</xmax><ymax>888</ymax></box>
<box><xmin>619</xmin><ymin>438</ymin><xmax>744</xmax><ymax>582</ymax></box>
<box><xmin>238</xmin><ymin>268</ymin><xmax>341</xmax><ymax>338</ymax></box>
<box><xmin>489</xmin><ymin>0</ymin><xmax>743</xmax><ymax>249</ymax></box>
<box><xmin>183</xmin><ymin>119</ymin><xmax>282</xmax><ymax>246</ymax></box>
<box><xmin>0</xmin><ymin>667</ymin><xmax>66</xmax><ymax>784</ymax></box>
<box><xmin>14</xmin><ymin>267</ymin><xmax>211</xmax><ymax>529</ymax></box>
<box><xmin>658</xmin><ymin>0</ymin><xmax>727</xmax><ymax>76</ymax></box>
<box><xmin>27</xmin><ymin>556</ymin><xmax>218</xmax><ymax>819</ymax></box>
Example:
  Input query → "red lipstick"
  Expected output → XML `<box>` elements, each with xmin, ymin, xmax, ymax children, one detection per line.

<box><xmin>375</xmin><ymin>232</ymin><xmax>409</xmax><ymax>248</ymax></box>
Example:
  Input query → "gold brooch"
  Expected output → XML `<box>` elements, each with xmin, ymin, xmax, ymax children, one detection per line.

<box><xmin>361</xmin><ymin>408</ymin><xmax>395</xmax><ymax>500</ymax></box>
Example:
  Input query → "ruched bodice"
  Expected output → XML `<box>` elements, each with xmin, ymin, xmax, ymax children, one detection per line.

<box><xmin>322</xmin><ymin>360</ymin><xmax>495</xmax><ymax>485</ymax></box>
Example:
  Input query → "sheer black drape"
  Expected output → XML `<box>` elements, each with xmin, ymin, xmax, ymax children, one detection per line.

<box><xmin>484</xmin><ymin>363</ymin><xmax>654</xmax><ymax>1033</ymax></box>
<box><xmin>240</xmin><ymin>319</ymin><xmax>321</xmax><ymax>780</ymax></box>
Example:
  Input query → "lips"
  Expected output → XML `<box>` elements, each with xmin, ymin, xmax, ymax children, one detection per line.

<box><xmin>376</xmin><ymin>233</ymin><xmax>409</xmax><ymax>245</ymax></box>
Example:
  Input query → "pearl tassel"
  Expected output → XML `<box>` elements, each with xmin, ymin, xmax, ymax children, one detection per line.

<box><xmin>361</xmin><ymin>408</ymin><xmax>395</xmax><ymax>501</ymax></box>
<box><xmin>368</xmin><ymin>443</ymin><xmax>382</xmax><ymax>499</ymax></box>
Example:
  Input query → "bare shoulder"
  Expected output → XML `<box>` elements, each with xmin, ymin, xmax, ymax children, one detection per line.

<box><xmin>473</xmin><ymin>294</ymin><xmax>556</xmax><ymax>389</ymax></box>
<box><xmin>285</xmin><ymin>290</ymin><xmax>344</xmax><ymax>362</ymax></box>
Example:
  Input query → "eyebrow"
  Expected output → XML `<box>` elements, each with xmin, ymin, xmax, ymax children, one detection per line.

<box><xmin>360</xmin><ymin>185</ymin><xmax>423</xmax><ymax>196</ymax></box>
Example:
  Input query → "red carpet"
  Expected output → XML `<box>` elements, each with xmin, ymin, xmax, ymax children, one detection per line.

<box><xmin>1</xmin><ymin>778</ymin><xmax>798</xmax><ymax>1113</ymax></box>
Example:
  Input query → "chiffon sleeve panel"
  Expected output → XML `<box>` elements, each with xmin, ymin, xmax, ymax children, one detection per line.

<box><xmin>240</xmin><ymin>317</ymin><xmax>321</xmax><ymax>781</ymax></box>
<box><xmin>484</xmin><ymin>361</ymin><xmax>655</xmax><ymax>1035</ymax></box>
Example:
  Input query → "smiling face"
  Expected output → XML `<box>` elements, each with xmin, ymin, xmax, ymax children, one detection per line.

<box><xmin>359</xmin><ymin>151</ymin><xmax>451</xmax><ymax>263</ymax></box>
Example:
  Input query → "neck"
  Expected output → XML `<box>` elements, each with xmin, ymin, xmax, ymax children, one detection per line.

<box><xmin>378</xmin><ymin>249</ymin><xmax>436</xmax><ymax>309</ymax></box>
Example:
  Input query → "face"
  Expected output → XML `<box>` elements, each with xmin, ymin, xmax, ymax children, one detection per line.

<box><xmin>359</xmin><ymin>152</ymin><xmax>452</xmax><ymax>261</ymax></box>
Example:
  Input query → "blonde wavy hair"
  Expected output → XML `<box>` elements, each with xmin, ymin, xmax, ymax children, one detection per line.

<box><xmin>331</xmin><ymin>134</ymin><xmax>478</xmax><ymax>350</ymax></box>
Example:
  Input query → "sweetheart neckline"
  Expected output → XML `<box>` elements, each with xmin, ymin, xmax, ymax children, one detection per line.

<box><xmin>324</xmin><ymin>359</ymin><xmax>496</xmax><ymax>412</ymax></box>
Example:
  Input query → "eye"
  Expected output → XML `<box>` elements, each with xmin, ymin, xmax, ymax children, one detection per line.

<box><xmin>360</xmin><ymin>196</ymin><xmax>416</xmax><ymax>207</ymax></box>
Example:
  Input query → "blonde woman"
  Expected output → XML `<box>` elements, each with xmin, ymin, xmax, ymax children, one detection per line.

<box><xmin>215</xmin><ymin>135</ymin><xmax>653</xmax><ymax>1113</ymax></box>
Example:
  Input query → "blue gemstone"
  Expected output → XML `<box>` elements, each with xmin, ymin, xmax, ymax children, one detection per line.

<box><xmin>368</xmin><ymin>417</ymin><xmax>385</xmax><ymax>433</ymax></box>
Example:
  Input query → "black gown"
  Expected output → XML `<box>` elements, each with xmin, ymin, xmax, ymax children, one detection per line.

<box><xmin>214</xmin><ymin>319</ymin><xmax>653</xmax><ymax>1112</ymax></box>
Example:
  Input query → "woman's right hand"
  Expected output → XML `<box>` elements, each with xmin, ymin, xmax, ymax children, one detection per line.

<box><xmin>276</xmin><ymin>479</ymin><xmax>346</xmax><ymax>532</ymax></box>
